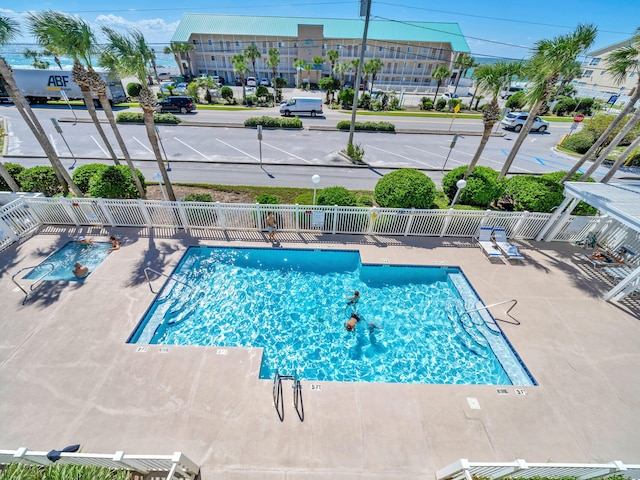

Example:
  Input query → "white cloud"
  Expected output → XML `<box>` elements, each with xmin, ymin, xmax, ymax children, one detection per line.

<box><xmin>94</xmin><ymin>14</ymin><xmax>179</xmax><ymax>45</ymax></box>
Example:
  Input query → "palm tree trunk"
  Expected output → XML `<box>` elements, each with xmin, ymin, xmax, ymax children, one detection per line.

<box><xmin>465</xmin><ymin>122</ymin><xmax>494</xmax><ymax>179</ymax></box>
<box><xmin>433</xmin><ymin>84</ymin><xmax>441</xmax><ymax>103</ymax></box>
<box><xmin>0</xmin><ymin>58</ymin><xmax>82</xmax><ymax>196</ymax></box>
<box><xmin>99</xmin><ymin>94</ymin><xmax>146</xmax><ymax>198</ymax></box>
<box><xmin>142</xmin><ymin>108</ymin><xmax>175</xmax><ymax>201</ymax></box>
<box><xmin>498</xmin><ymin>98</ymin><xmax>545</xmax><ymax>181</ymax></box>
<box><xmin>561</xmin><ymin>85</ymin><xmax>640</xmax><ymax>182</ymax></box>
<box><xmin>578</xmin><ymin>106</ymin><xmax>640</xmax><ymax>181</ymax></box>
<box><xmin>600</xmin><ymin>135</ymin><xmax>640</xmax><ymax>183</ymax></box>
<box><xmin>77</xmin><ymin>85</ymin><xmax>120</xmax><ymax>165</ymax></box>
<box><xmin>0</xmin><ymin>162</ymin><xmax>19</xmax><ymax>191</ymax></box>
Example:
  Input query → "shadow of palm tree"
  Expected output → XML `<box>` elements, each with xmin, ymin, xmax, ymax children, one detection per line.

<box><xmin>127</xmin><ymin>229</ymin><xmax>189</xmax><ymax>288</ymax></box>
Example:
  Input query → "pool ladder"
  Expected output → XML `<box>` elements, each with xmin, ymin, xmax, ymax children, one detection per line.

<box><xmin>460</xmin><ymin>299</ymin><xmax>520</xmax><ymax>325</ymax></box>
<box><xmin>12</xmin><ymin>263</ymin><xmax>55</xmax><ymax>305</ymax></box>
<box><xmin>273</xmin><ymin>370</ymin><xmax>304</xmax><ymax>422</ymax></box>
<box><xmin>143</xmin><ymin>267</ymin><xmax>193</xmax><ymax>295</ymax></box>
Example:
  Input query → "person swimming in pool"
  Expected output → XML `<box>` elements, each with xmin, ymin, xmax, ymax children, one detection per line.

<box><xmin>346</xmin><ymin>290</ymin><xmax>360</xmax><ymax>307</ymax></box>
<box><xmin>107</xmin><ymin>235</ymin><xmax>120</xmax><ymax>253</ymax></box>
<box><xmin>78</xmin><ymin>235</ymin><xmax>94</xmax><ymax>247</ymax></box>
<box><xmin>72</xmin><ymin>262</ymin><xmax>89</xmax><ymax>278</ymax></box>
<box><xmin>344</xmin><ymin>312</ymin><xmax>360</xmax><ymax>331</ymax></box>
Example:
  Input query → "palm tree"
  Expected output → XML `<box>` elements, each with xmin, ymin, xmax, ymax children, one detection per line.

<box><xmin>43</xmin><ymin>46</ymin><xmax>63</xmax><ymax>69</ymax></box>
<box><xmin>244</xmin><ymin>44</ymin><xmax>261</xmax><ymax>79</ymax></box>
<box><xmin>265</xmin><ymin>48</ymin><xmax>280</xmax><ymax>101</ymax></box>
<box><xmin>327</xmin><ymin>49</ymin><xmax>340</xmax><ymax>77</ymax></box>
<box><xmin>0</xmin><ymin>15</ymin><xmax>81</xmax><ymax>196</ymax></box>
<box><xmin>499</xmin><ymin>24</ymin><xmax>597</xmax><ymax>181</ymax></box>
<box><xmin>453</xmin><ymin>54</ymin><xmax>477</xmax><ymax>94</ymax></box>
<box><xmin>27</xmin><ymin>11</ymin><xmax>122</xmax><ymax>171</ymax></box>
<box><xmin>101</xmin><ymin>27</ymin><xmax>175</xmax><ymax>201</ymax></box>
<box><xmin>553</xmin><ymin>60</ymin><xmax>582</xmax><ymax>100</ymax></box>
<box><xmin>313</xmin><ymin>56</ymin><xmax>324</xmax><ymax>81</ymax></box>
<box><xmin>463</xmin><ymin>62</ymin><xmax>516</xmax><ymax>179</ymax></box>
<box><xmin>364</xmin><ymin>58</ymin><xmax>384</xmax><ymax>93</ymax></box>
<box><xmin>231</xmin><ymin>53</ymin><xmax>249</xmax><ymax>103</ymax></box>
<box><xmin>562</xmin><ymin>26</ymin><xmax>640</xmax><ymax>183</ymax></box>
<box><xmin>164</xmin><ymin>42</ymin><xmax>194</xmax><ymax>78</ymax></box>
<box><xmin>293</xmin><ymin>59</ymin><xmax>307</xmax><ymax>87</ymax></box>
<box><xmin>334</xmin><ymin>61</ymin><xmax>348</xmax><ymax>88</ymax></box>
<box><xmin>22</xmin><ymin>48</ymin><xmax>49</xmax><ymax>69</ymax></box>
<box><xmin>432</xmin><ymin>66</ymin><xmax>451</xmax><ymax>102</ymax></box>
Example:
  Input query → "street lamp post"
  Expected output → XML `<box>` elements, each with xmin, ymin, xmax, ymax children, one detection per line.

<box><xmin>450</xmin><ymin>179</ymin><xmax>467</xmax><ymax>207</ymax></box>
<box><xmin>312</xmin><ymin>174</ymin><xmax>321</xmax><ymax>205</ymax></box>
<box><xmin>50</xmin><ymin>118</ymin><xmax>77</xmax><ymax>170</ymax></box>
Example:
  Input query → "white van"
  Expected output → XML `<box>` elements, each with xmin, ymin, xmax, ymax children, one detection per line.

<box><xmin>279</xmin><ymin>97</ymin><xmax>323</xmax><ymax>117</ymax></box>
<box><xmin>246</xmin><ymin>76</ymin><xmax>257</xmax><ymax>87</ymax></box>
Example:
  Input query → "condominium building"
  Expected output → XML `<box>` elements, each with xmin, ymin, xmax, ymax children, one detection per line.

<box><xmin>170</xmin><ymin>14</ymin><xmax>470</xmax><ymax>91</ymax></box>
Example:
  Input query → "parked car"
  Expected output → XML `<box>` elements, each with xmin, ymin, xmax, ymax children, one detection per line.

<box><xmin>157</xmin><ymin>96</ymin><xmax>196</xmax><ymax>114</ymax></box>
<box><xmin>440</xmin><ymin>92</ymin><xmax>459</xmax><ymax>101</ymax></box>
<box><xmin>246</xmin><ymin>76</ymin><xmax>257</xmax><ymax>87</ymax></box>
<box><xmin>173</xmin><ymin>82</ymin><xmax>189</xmax><ymax>94</ymax></box>
<box><xmin>500</xmin><ymin>86</ymin><xmax>525</xmax><ymax>99</ymax></box>
<box><xmin>260</xmin><ymin>78</ymin><xmax>270</xmax><ymax>86</ymax></box>
<box><xmin>235</xmin><ymin>77</ymin><xmax>243</xmax><ymax>86</ymax></box>
<box><xmin>500</xmin><ymin>112</ymin><xmax>549</xmax><ymax>132</ymax></box>
<box><xmin>212</xmin><ymin>76</ymin><xmax>223</xmax><ymax>85</ymax></box>
<box><xmin>159</xmin><ymin>81</ymin><xmax>176</xmax><ymax>94</ymax></box>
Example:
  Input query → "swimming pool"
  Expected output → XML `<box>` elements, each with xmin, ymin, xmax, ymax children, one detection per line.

<box><xmin>130</xmin><ymin>247</ymin><xmax>535</xmax><ymax>385</ymax></box>
<box><xmin>24</xmin><ymin>241</ymin><xmax>111</xmax><ymax>281</ymax></box>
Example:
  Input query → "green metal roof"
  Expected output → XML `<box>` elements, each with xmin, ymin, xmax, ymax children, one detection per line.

<box><xmin>171</xmin><ymin>14</ymin><xmax>470</xmax><ymax>52</ymax></box>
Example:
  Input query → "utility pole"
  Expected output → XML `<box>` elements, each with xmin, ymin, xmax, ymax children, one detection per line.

<box><xmin>347</xmin><ymin>0</ymin><xmax>372</xmax><ymax>146</ymax></box>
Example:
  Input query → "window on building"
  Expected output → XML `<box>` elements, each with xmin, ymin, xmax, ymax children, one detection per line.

<box><xmin>407</xmin><ymin>46</ymin><xmax>412</xmax><ymax>53</ymax></box>
<box><xmin>417</xmin><ymin>63</ymin><xmax>423</xmax><ymax>69</ymax></box>
<box><xmin>235</xmin><ymin>41</ymin><xmax>240</xmax><ymax>47</ymax></box>
<box><xmin>583</xmin><ymin>69</ymin><xmax>594</xmax><ymax>77</ymax></box>
<box><xmin>323</xmin><ymin>44</ymin><xmax>327</xmax><ymax>49</ymax></box>
<box><xmin>379</xmin><ymin>46</ymin><xmax>384</xmax><ymax>52</ymax></box>
<box><xmin>422</xmin><ymin>47</ymin><xmax>427</xmax><ymax>54</ymax></box>
<box><xmin>192</xmin><ymin>39</ymin><xmax>198</xmax><ymax>45</ymax></box>
<box><xmin>590</xmin><ymin>57</ymin><xmax>601</xmax><ymax>66</ymax></box>
<box><xmin>337</xmin><ymin>45</ymin><xmax>342</xmax><ymax>50</ymax></box>
<box><xmin>294</xmin><ymin>42</ymin><xmax>298</xmax><ymax>48</ymax></box>
<box><xmin>211</xmin><ymin>56</ymin><xmax>215</xmax><ymax>62</ymax></box>
<box><xmin>208</xmin><ymin>39</ymin><xmax>213</xmax><ymax>46</ymax></box>
<box><xmin>278</xmin><ymin>42</ymin><xmax>284</xmax><ymax>48</ymax></box>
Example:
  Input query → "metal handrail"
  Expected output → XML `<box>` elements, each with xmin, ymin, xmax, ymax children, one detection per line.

<box><xmin>273</xmin><ymin>370</ymin><xmax>304</xmax><ymax>422</ymax></box>
<box><xmin>463</xmin><ymin>299</ymin><xmax>520</xmax><ymax>325</ymax></box>
<box><xmin>143</xmin><ymin>267</ymin><xmax>193</xmax><ymax>295</ymax></box>
<box><xmin>11</xmin><ymin>263</ymin><xmax>55</xmax><ymax>305</ymax></box>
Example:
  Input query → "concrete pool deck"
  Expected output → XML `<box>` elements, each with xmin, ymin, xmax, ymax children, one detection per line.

<box><xmin>1</xmin><ymin>226</ymin><xmax>639</xmax><ymax>479</ymax></box>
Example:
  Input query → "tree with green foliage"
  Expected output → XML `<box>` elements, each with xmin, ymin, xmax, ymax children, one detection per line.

<box><xmin>442</xmin><ymin>166</ymin><xmax>503</xmax><ymax>208</ymax></box>
<box><xmin>364</xmin><ymin>58</ymin><xmax>384</xmax><ymax>93</ymax></box>
<box><xmin>499</xmin><ymin>24</ymin><xmax>597</xmax><ymax>180</ymax></box>
<box><xmin>244</xmin><ymin>43</ymin><xmax>261</xmax><ymax>79</ymax></box>
<box><xmin>432</xmin><ymin>66</ymin><xmax>451</xmax><ymax>102</ymax></box>
<box><xmin>339</xmin><ymin>87</ymin><xmax>354</xmax><ymax>108</ymax></box>
<box><xmin>327</xmin><ymin>49</ymin><xmax>339</xmax><ymax>77</ymax></box>
<box><xmin>164</xmin><ymin>42</ymin><xmax>194</xmax><ymax>78</ymax></box>
<box><xmin>72</xmin><ymin>163</ymin><xmax>109</xmax><ymax>193</ymax></box>
<box><xmin>220</xmin><ymin>85</ymin><xmax>234</xmax><ymax>104</ymax></box>
<box><xmin>319</xmin><ymin>76</ymin><xmax>341</xmax><ymax>104</ymax></box>
<box><xmin>88</xmin><ymin>165</ymin><xmax>146</xmax><ymax>199</ymax></box>
<box><xmin>505</xmin><ymin>90</ymin><xmax>527</xmax><ymax>110</ymax></box>
<box><xmin>317</xmin><ymin>186</ymin><xmax>357</xmax><ymax>206</ymax></box>
<box><xmin>293</xmin><ymin>59</ymin><xmax>307</xmax><ymax>87</ymax></box>
<box><xmin>232</xmin><ymin>53</ymin><xmax>249</xmax><ymax>103</ymax></box>
<box><xmin>22</xmin><ymin>48</ymin><xmax>49</xmax><ymax>69</ymax></box>
<box><xmin>374</xmin><ymin>169</ymin><xmax>436</xmax><ymax>209</ymax></box>
<box><xmin>453</xmin><ymin>54</ymin><xmax>477</xmax><ymax>94</ymax></box>
<box><xmin>126</xmin><ymin>82</ymin><xmax>142</xmax><ymax>97</ymax></box>
<box><xmin>265</xmin><ymin>48</ymin><xmax>280</xmax><ymax>101</ymax></box>
<box><xmin>18</xmin><ymin>166</ymin><xmax>61</xmax><ymax>196</ymax></box>
<box><xmin>0</xmin><ymin>162</ymin><xmax>24</xmax><ymax>192</ymax></box>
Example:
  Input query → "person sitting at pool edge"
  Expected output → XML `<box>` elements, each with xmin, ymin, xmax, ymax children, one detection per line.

<box><xmin>345</xmin><ymin>312</ymin><xmax>360</xmax><ymax>331</ymax></box>
<box><xmin>346</xmin><ymin>290</ymin><xmax>360</xmax><ymax>306</ymax></box>
<box><xmin>107</xmin><ymin>235</ymin><xmax>120</xmax><ymax>253</ymax></box>
<box><xmin>72</xmin><ymin>262</ymin><xmax>89</xmax><ymax>278</ymax></box>
<box><xmin>78</xmin><ymin>235</ymin><xmax>93</xmax><ymax>247</ymax></box>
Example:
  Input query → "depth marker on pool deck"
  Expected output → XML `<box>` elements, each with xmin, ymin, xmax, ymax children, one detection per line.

<box><xmin>467</xmin><ymin>397</ymin><xmax>481</xmax><ymax>409</ymax></box>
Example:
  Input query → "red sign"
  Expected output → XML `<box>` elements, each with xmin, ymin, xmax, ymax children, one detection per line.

<box><xmin>573</xmin><ymin>114</ymin><xmax>585</xmax><ymax>123</ymax></box>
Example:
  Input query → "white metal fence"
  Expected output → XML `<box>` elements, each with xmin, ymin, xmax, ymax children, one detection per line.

<box><xmin>0</xmin><ymin>196</ymin><xmax>608</xmax><ymax>253</ymax></box>
<box><xmin>436</xmin><ymin>458</ymin><xmax>640</xmax><ymax>480</ymax></box>
<box><xmin>0</xmin><ymin>448</ymin><xmax>199</xmax><ymax>479</ymax></box>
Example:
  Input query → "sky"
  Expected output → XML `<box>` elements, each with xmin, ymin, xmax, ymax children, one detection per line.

<box><xmin>1</xmin><ymin>0</ymin><xmax>638</xmax><ymax>61</ymax></box>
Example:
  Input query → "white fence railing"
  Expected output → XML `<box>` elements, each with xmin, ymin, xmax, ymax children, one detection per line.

<box><xmin>0</xmin><ymin>196</ymin><xmax>611</xmax><ymax>253</ymax></box>
<box><xmin>436</xmin><ymin>459</ymin><xmax>640</xmax><ymax>480</ymax></box>
<box><xmin>0</xmin><ymin>448</ymin><xmax>199</xmax><ymax>479</ymax></box>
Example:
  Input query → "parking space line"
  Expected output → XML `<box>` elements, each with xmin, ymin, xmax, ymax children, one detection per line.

<box><xmin>91</xmin><ymin>135</ymin><xmax>109</xmax><ymax>158</ymax></box>
<box><xmin>262</xmin><ymin>141</ymin><xmax>311</xmax><ymax>164</ymax></box>
<box><xmin>132</xmin><ymin>136</ymin><xmax>153</xmax><ymax>154</ymax></box>
<box><xmin>216</xmin><ymin>138</ymin><xmax>259</xmax><ymax>161</ymax></box>
<box><xmin>448</xmin><ymin>147</ymin><xmax>533</xmax><ymax>173</ymax></box>
<box><xmin>403</xmin><ymin>145</ymin><xmax>440</xmax><ymax>168</ymax></box>
<box><xmin>49</xmin><ymin>134</ymin><xmax>60</xmax><ymax>156</ymax></box>
<box><xmin>428</xmin><ymin>149</ymin><xmax>466</xmax><ymax>167</ymax></box>
<box><xmin>174</xmin><ymin>137</ymin><xmax>210</xmax><ymax>161</ymax></box>
<box><xmin>367</xmin><ymin>144</ymin><xmax>437</xmax><ymax>168</ymax></box>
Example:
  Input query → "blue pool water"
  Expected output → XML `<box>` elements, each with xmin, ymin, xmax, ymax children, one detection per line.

<box><xmin>130</xmin><ymin>247</ymin><xmax>535</xmax><ymax>385</ymax></box>
<box><xmin>24</xmin><ymin>241</ymin><xmax>111</xmax><ymax>281</ymax></box>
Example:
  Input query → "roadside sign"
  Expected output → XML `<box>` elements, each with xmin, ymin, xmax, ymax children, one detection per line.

<box><xmin>453</xmin><ymin>103</ymin><xmax>460</xmax><ymax>114</ymax></box>
<box><xmin>573</xmin><ymin>114</ymin><xmax>585</xmax><ymax>123</ymax></box>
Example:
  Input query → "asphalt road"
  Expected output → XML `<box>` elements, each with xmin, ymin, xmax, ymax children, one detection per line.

<box><xmin>0</xmin><ymin>102</ymin><xmax>624</xmax><ymax>190</ymax></box>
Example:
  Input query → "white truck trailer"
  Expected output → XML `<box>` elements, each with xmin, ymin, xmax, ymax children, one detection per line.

<box><xmin>0</xmin><ymin>68</ymin><xmax>128</xmax><ymax>106</ymax></box>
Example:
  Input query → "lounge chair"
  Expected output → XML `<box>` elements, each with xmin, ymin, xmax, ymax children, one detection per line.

<box><xmin>574</xmin><ymin>232</ymin><xmax>597</xmax><ymax>249</ymax></box>
<box><xmin>476</xmin><ymin>226</ymin><xmax>504</xmax><ymax>261</ymax></box>
<box><xmin>493</xmin><ymin>228</ymin><xmax>525</xmax><ymax>262</ymax></box>
<box><xmin>584</xmin><ymin>246</ymin><xmax>634</xmax><ymax>269</ymax></box>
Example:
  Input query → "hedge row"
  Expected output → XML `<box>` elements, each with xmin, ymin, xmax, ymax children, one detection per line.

<box><xmin>244</xmin><ymin>116</ymin><xmax>303</xmax><ymax>128</ymax></box>
<box><xmin>336</xmin><ymin>120</ymin><xmax>395</xmax><ymax>132</ymax></box>
<box><xmin>116</xmin><ymin>112</ymin><xmax>181</xmax><ymax>124</ymax></box>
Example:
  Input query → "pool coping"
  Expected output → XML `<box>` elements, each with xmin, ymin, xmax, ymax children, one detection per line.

<box><xmin>1</xmin><ymin>227</ymin><xmax>640</xmax><ymax>479</ymax></box>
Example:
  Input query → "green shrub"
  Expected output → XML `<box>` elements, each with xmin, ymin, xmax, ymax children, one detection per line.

<box><xmin>220</xmin><ymin>86</ymin><xmax>234</xmax><ymax>104</ymax></box>
<box><xmin>358</xmin><ymin>93</ymin><xmax>371</xmax><ymax>109</ymax></box>
<box><xmin>72</xmin><ymin>163</ymin><xmax>109</xmax><ymax>193</ymax></box>
<box><xmin>539</xmin><ymin>171</ymin><xmax>597</xmax><ymax>216</ymax></box>
<box><xmin>356</xmin><ymin>195</ymin><xmax>373</xmax><ymax>207</ymax></box>
<box><xmin>574</xmin><ymin>97</ymin><xmax>594</xmax><ymax>115</ymax></box>
<box><xmin>0</xmin><ymin>162</ymin><xmax>24</xmax><ymax>191</ymax></box>
<box><xmin>419</xmin><ymin>96</ymin><xmax>433</xmax><ymax>110</ymax></box>
<box><xmin>336</xmin><ymin>120</ymin><xmax>395</xmax><ymax>132</ymax></box>
<box><xmin>442</xmin><ymin>166</ymin><xmax>503</xmax><ymax>208</ymax></box>
<box><xmin>346</xmin><ymin>142</ymin><xmax>365</xmax><ymax>162</ymax></box>
<box><xmin>435</xmin><ymin>98</ymin><xmax>447</xmax><ymax>111</ymax></box>
<box><xmin>317</xmin><ymin>186</ymin><xmax>357</xmax><ymax>206</ymax></box>
<box><xmin>503</xmin><ymin>175</ymin><xmax>563</xmax><ymax>213</ymax></box>
<box><xmin>87</xmin><ymin>165</ymin><xmax>145</xmax><ymax>199</ymax></box>
<box><xmin>256</xmin><ymin>194</ymin><xmax>279</xmax><ymax>204</ymax></box>
<box><xmin>338</xmin><ymin>88</ymin><xmax>354</xmax><ymax>108</ymax></box>
<box><xmin>552</xmin><ymin>97</ymin><xmax>577</xmax><ymax>116</ymax></box>
<box><xmin>116</xmin><ymin>112</ymin><xmax>181</xmax><ymax>124</ymax></box>
<box><xmin>244</xmin><ymin>116</ymin><xmax>303</xmax><ymax>128</ymax></box>
<box><xmin>294</xmin><ymin>192</ymin><xmax>315</xmax><ymax>205</ymax></box>
<box><xmin>505</xmin><ymin>90</ymin><xmax>527</xmax><ymax>110</ymax></box>
<box><xmin>183</xmin><ymin>193</ymin><xmax>212</xmax><ymax>202</ymax></box>
<box><xmin>17</xmin><ymin>166</ymin><xmax>61</xmax><ymax>196</ymax></box>
<box><xmin>126</xmin><ymin>82</ymin><xmax>142</xmax><ymax>97</ymax></box>
<box><xmin>562</xmin><ymin>130</ymin><xmax>596</xmax><ymax>154</ymax></box>
<box><xmin>374</xmin><ymin>168</ymin><xmax>436</xmax><ymax>209</ymax></box>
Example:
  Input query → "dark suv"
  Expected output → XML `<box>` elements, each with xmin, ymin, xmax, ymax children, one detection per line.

<box><xmin>157</xmin><ymin>96</ymin><xmax>196</xmax><ymax>114</ymax></box>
